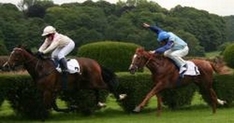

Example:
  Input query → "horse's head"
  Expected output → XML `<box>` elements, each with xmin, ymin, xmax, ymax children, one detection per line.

<box><xmin>128</xmin><ymin>47</ymin><xmax>153</xmax><ymax>74</ymax></box>
<box><xmin>2</xmin><ymin>47</ymin><xmax>30</xmax><ymax>71</ymax></box>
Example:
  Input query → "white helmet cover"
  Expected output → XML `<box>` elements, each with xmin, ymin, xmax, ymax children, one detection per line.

<box><xmin>42</xmin><ymin>26</ymin><xmax>56</xmax><ymax>36</ymax></box>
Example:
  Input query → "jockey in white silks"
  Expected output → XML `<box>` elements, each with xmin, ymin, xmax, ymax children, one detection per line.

<box><xmin>38</xmin><ymin>25</ymin><xmax>75</xmax><ymax>73</ymax></box>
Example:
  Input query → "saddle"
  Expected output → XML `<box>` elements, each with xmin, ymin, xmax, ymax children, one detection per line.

<box><xmin>54</xmin><ymin>59</ymin><xmax>81</xmax><ymax>74</ymax></box>
<box><xmin>180</xmin><ymin>61</ymin><xmax>200</xmax><ymax>76</ymax></box>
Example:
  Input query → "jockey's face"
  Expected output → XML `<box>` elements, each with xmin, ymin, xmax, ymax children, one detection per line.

<box><xmin>46</xmin><ymin>33</ymin><xmax>55</xmax><ymax>40</ymax></box>
<box><xmin>160</xmin><ymin>40</ymin><xmax>167</xmax><ymax>46</ymax></box>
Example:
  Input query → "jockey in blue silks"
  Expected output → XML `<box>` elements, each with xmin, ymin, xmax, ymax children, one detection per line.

<box><xmin>143</xmin><ymin>23</ymin><xmax>189</xmax><ymax>76</ymax></box>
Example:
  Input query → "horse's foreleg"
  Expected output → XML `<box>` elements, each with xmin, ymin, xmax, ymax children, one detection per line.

<box><xmin>51</xmin><ymin>91</ymin><xmax>78</xmax><ymax>113</ymax></box>
<box><xmin>43</xmin><ymin>91</ymin><xmax>53</xmax><ymax>110</ymax></box>
<box><xmin>133</xmin><ymin>83</ymin><xmax>162</xmax><ymax>113</ymax></box>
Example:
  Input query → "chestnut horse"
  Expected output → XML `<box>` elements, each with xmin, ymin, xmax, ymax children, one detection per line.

<box><xmin>128</xmin><ymin>47</ymin><xmax>226</xmax><ymax>115</ymax></box>
<box><xmin>3</xmin><ymin>46</ymin><xmax>126</xmax><ymax>112</ymax></box>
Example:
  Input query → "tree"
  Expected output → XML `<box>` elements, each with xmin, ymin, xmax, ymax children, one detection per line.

<box><xmin>26</xmin><ymin>4</ymin><xmax>46</xmax><ymax>18</ymax></box>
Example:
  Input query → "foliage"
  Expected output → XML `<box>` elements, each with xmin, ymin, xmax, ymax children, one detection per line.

<box><xmin>213</xmin><ymin>75</ymin><xmax>234</xmax><ymax>106</ymax></box>
<box><xmin>0</xmin><ymin>74</ymin><xmax>108</xmax><ymax>119</ymax></box>
<box><xmin>0</xmin><ymin>0</ymin><xmax>232</xmax><ymax>55</ymax></box>
<box><xmin>78</xmin><ymin>41</ymin><xmax>141</xmax><ymax>72</ymax></box>
<box><xmin>169</xmin><ymin>6</ymin><xmax>227</xmax><ymax>52</ymax></box>
<box><xmin>1</xmin><ymin>73</ymin><xmax>234</xmax><ymax>120</ymax></box>
<box><xmin>224</xmin><ymin>15</ymin><xmax>234</xmax><ymax>41</ymax></box>
<box><xmin>161</xmin><ymin>84</ymin><xmax>197</xmax><ymax>109</ymax></box>
<box><xmin>0</xmin><ymin>75</ymin><xmax>49</xmax><ymax>120</ymax></box>
<box><xmin>116</xmin><ymin>72</ymin><xmax>197</xmax><ymax>112</ymax></box>
<box><xmin>59</xmin><ymin>89</ymin><xmax>109</xmax><ymax>116</ymax></box>
<box><xmin>223</xmin><ymin>43</ymin><xmax>234</xmax><ymax>68</ymax></box>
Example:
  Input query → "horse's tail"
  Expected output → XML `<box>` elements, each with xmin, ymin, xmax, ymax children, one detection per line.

<box><xmin>209</xmin><ymin>61</ymin><xmax>233</xmax><ymax>75</ymax></box>
<box><xmin>209</xmin><ymin>61</ymin><xmax>220</xmax><ymax>73</ymax></box>
<box><xmin>100</xmin><ymin>65</ymin><xmax>119</xmax><ymax>97</ymax></box>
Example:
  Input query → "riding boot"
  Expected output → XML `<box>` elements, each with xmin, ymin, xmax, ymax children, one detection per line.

<box><xmin>179</xmin><ymin>64</ymin><xmax>187</xmax><ymax>77</ymax></box>
<box><xmin>59</xmin><ymin>58</ymin><xmax>69</xmax><ymax>73</ymax></box>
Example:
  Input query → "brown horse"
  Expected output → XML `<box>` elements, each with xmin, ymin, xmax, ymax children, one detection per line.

<box><xmin>128</xmin><ymin>47</ymin><xmax>226</xmax><ymax>116</ymax></box>
<box><xmin>3</xmin><ymin>46</ymin><xmax>126</xmax><ymax>112</ymax></box>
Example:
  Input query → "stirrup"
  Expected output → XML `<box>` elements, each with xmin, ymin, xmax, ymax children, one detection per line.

<box><xmin>62</xmin><ymin>69</ymin><xmax>69</xmax><ymax>73</ymax></box>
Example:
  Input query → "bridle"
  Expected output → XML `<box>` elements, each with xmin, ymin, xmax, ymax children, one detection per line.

<box><xmin>145</xmin><ymin>53</ymin><xmax>154</xmax><ymax>66</ymax></box>
<box><xmin>5</xmin><ymin>48</ymin><xmax>56</xmax><ymax>79</ymax></box>
<box><xmin>130</xmin><ymin>52</ymin><xmax>153</xmax><ymax>70</ymax></box>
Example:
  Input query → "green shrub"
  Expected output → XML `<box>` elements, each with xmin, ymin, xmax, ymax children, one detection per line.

<box><xmin>161</xmin><ymin>84</ymin><xmax>197</xmax><ymax>110</ymax></box>
<box><xmin>1</xmin><ymin>73</ymin><xmax>234</xmax><ymax>119</ymax></box>
<box><xmin>59</xmin><ymin>89</ymin><xmax>109</xmax><ymax>115</ymax></box>
<box><xmin>0</xmin><ymin>74</ymin><xmax>109</xmax><ymax>119</ymax></box>
<box><xmin>78</xmin><ymin>41</ymin><xmax>141</xmax><ymax>72</ymax></box>
<box><xmin>223</xmin><ymin>43</ymin><xmax>234</xmax><ymax>68</ymax></box>
<box><xmin>116</xmin><ymin>72</ymin><xmax>196</xmax><ymax>112</ymax></box>
<box><xmin>213</xmin><ymin>75</ymin><xmax>234</xmax><ymax>107</ymax></box>
<box><xmin>1</xmin><ymin>75</ymin><xmax>49</xmax><ymax>120</ymax></box>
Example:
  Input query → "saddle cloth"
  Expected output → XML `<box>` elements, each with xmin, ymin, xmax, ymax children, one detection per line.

<box><xmin>183</xmin><ymin>61</ymin><xmax>200</xmax><ymax>76</ymax></box>
<box><xmin>56</xmin><ymin>59</ymin><xmax>80</xmax><ymax>74</ymax></box>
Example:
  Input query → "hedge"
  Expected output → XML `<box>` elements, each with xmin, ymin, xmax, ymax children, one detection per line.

<box><xmin>78</xmin><ymin>41</ymin><xmax>141</xmax><ymax>72</ymax></box>
<box><xmin>0</xmin><ymin>73</ymin><xmax>234</xmax><ymax>119</ymax></box>
<box><xmin>223</xmin><ymin>43</ymin><xmax>234</xmax><ymax>68</ymax></box>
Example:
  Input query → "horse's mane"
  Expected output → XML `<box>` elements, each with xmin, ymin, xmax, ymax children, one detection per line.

<box><xmin>137</xmin><ymin>47</ymin><xmax>173</xmax><ymax>65</ymax></box>
<box><xmin>16</xmin><ymin>45</ymin><xmax>51</xmax><ymax>60</ymax></box>
<box><xmin>16</xmin><ymin>45</ymin><xmax>34</xmax><ymax>55</ymax></box>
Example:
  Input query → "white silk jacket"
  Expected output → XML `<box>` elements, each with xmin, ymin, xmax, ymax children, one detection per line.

<box><xmin>39</xmin><ymin>33</ymin><xmax>72</xmax><ymax>54</ymax></box>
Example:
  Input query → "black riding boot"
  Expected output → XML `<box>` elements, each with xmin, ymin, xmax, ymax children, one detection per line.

<box><xmin>59</xmin><ymin>58</ymin><xmax>69</xmax><ymax>73</ymax></box>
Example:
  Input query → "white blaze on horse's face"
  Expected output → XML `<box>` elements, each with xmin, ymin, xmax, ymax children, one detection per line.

<box><xmin>129</xmin><ymin>54</ymin><xmax>137</xmax><ymax>68</ymax></box>
<box><xmin>129</xmin><ymin>54</ymin><xmax>138</xmax><ymax>74</ymax></box>
<box><xmin>5</xmin><ymin>49</ymin><xmax>22</xmax><ymax>68</ymax></box>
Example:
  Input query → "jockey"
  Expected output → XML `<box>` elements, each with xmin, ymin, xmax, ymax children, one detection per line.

<box><xmin>38</xmin><ymin>25</ymin><xmax>75</xmax><ymax>73</ymax></box>
<box><xmin>143</xmin><ymin>23</ymin><xmax>189</xmax><ymax>76</ymax></box>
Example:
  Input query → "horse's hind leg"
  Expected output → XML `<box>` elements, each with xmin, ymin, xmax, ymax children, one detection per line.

<box><xmin>94</xmin><ymin>90</ymin><xmax>106</xmax><ymax>108</ymax></box>
<box><xmin>209</xmin><ymin>88</ymin><xmax>226</xmax><ymax>112</ymax></box>
<box><xmin>209</xmin><ymin>88</ymin><xmax>218</xmax><ymax>114</ymax></box>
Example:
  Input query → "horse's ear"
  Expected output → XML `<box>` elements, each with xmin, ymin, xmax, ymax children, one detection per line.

<box><xmin>17</xmin><ymin>44</ymin><xmax>27</xmax><ymax>49</ymax></box>
<box><xmin>137</xmin><ymin>47</ymin><xmax>145</xmax><ymax>53</ymax></box>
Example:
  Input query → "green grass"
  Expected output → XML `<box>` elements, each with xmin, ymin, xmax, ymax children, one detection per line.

<box><xmin>0</xmin><ymin>94</ymin><xmax>234</xmax><ymax>123</ymax></box>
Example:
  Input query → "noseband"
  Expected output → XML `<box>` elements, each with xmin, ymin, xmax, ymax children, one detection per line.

<box><xmin>131</xmin><ymin>53</ymin><xmax>153</xmax><ymax>69</ymax></box>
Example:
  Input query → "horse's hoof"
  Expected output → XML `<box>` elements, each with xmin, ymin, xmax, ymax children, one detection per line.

<box><xmin>97</xmin><ymin>102</ymin><xmax>106</xmax><ymax>108</ymax></box>
<box><xmin>133</xmin><ymin>106</ymin><xmax>141</xmax><ymax>113</ymax></box>
<box><xmin>119</xmin><ymin>94</ymin><xmax>127</xmax><ymax>100</ymax></box>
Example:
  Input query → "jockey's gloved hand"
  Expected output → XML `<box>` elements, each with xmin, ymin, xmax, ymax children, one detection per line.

<box><xmin>36</xmin><ymin>51</ymin><xmax>44</xmax><ymax>58</ymax></box>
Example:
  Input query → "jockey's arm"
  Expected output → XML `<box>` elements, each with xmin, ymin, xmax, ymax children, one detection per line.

<box><xmin>42</xmin><ymin>41</ymin><xmax>59</xmax><ymax>54</ymax></box>
<box><xmin>155</xmin><ymin>41</ymin><xmax>174</xmax><ymax>53</ymax></box>
<box><xmin>149</xmin><ymin>26</ymin><xmax>164</xmax><ymax>35</ymax></box>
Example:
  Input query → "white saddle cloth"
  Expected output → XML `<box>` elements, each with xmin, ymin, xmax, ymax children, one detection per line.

<box><xmin>183</xmin><ymin>61</ymin><xmax>200</xmax><ymax>76</ymax></box>
<box><xmin>56</xmin><ymin>59</ymin><xmax>80</xmax><ymax>74</ymax></box>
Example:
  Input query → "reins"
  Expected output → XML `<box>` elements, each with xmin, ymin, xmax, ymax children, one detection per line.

<box><xmin>14</xmin><ymin>48</ymin><xmax>57</xmax><ymax>79</ymax></box>
<box><xmin>145</xmin><ymin>53</ymin><xmax>154</xmax><ymax>66</ymax></box>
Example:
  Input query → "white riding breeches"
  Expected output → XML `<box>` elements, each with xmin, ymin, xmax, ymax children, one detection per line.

<box><xmin>164</xmin><ymin>46</ymin><xmax>189</xmax><ymax>67</ymax></box>
<box><xmin>51</xmin><ymin>41</ymin><xmax>75</xmax><ymax>60</ymax></box>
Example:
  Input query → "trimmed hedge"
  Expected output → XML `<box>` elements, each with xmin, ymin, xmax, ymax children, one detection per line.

<box><xmin>223</xmin><ymin>43</ymin><xmax>234</xmax><ymax>68</ymax></box>
<box><xmin>0</xmin><ymin>73</ymin><xmax>234</xmax><ymax>119</ymax></box>
<box><xmin>213</xmin><ymin>75</ymin><xmax>234</xmax><ymax>106</ymax></box>
<box><xmin>0</xmin><ymin>75</ymin><xmax>49</xmax><ymax>120</ymax></box>
<box><xmin>116</xmin><ymin>72</ymin><xmax>197</xmax><ymax>112</ymax></box>
<box><xmin>0</xmin><ymin>74</ymin><xmax>108</xmax><ymax>120</ymax></box>
<box><xmin>78</xmin><ymin>41</ymin><xmax>141</xmax><ymax>72</ymax></box>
